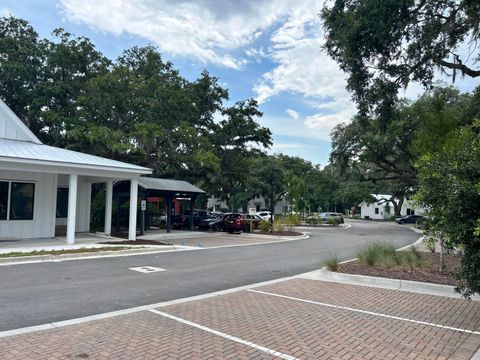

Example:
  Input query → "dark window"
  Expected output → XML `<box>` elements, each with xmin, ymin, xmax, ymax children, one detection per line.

<box><xmin>56</xmin><ymin>188</ymin><xmax>69</xmax><ymax>218</ymax></box>
<box><xmin>9</xmin><ymin>182</ymin><xmax>35</xmax><ymax>220</ymax></box>
<box><xmin>0</xmin><ymin>181</ymin><xmax>8</xmax><ymax>220</ymax></box>
<box><xmin>375</xmin><ymin>208</ymin><xmax>379</xmax><ymax>214</ymax></box>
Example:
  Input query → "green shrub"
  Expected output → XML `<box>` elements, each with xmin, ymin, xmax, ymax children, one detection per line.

<box><xmin>328</xmin><ymin>217</ymin><xmax>341</xmax><ymax>226</ymax></box>
<box><xmin>352</xmin><ymin>215</ymin><xmax>361</xmax><ymax>220</ymax></box>
<box><xmin>424</xmin><ymin>236</ymin><xmax>436</xmax><ymax>253</ymax></box>
<box><xmin>323</xmin><ymin>255</ymin><xmax>339</xmax><ymax>271</ymax></box>
<box><xmin>306</xmin><ymin>216</ymin><xmax>319</xmax><ymax>225</ymax></box>
<box><xmin>258</xmin><ymin>220</ymin><xmax>271</xmax><ymax>232</ymax></box>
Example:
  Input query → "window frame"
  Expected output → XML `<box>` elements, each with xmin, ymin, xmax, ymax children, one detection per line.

<box><xmin>56</xmin><ymin>187</ymin><xmax>69</xmax><ymax>219</ymax></box>
<box><xmin>0</xmin><ymin>181</ymin><xmax>9</xmax><ymax>221</ymax></box>
<box><xmin>0</xmin><ymin>179</ymin><xmax>36</xmax><ymax>222</ymax></box>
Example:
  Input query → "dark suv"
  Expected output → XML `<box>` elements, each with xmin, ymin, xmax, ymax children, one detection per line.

<box><xmin>182</xmin><ymin>209</ymin><xmax>212</xmax><ymax>228</ymax></box>
<box><xmin>224</xmin><ymin>213</ymin><xmax>246</xmax><ymax>233</ymax></box>
<box><xmin>198</xmin><ymin>213</ymin><xmax>232</xmax><ymax>231</ymax></box>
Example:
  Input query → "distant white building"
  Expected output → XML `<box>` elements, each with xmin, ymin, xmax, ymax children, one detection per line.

<box><xmin>359</xmin><ymin>194</ymin><xmax>425</xmax><ymax>220</ymax></box>
<box><xmin>207</xmin><ymin>194</ymin><xmax>288</xmax><ymax>214</ymax></box>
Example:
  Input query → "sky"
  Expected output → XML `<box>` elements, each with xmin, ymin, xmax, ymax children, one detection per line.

<box><xmin>1</xmin><ymin>1</ymin><xmax>478</xmax><ymax>167</ymax></box>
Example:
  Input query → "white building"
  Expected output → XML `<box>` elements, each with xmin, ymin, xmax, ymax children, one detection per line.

<box><xmin>0</xmin><ymin>99</ymin><xmax>152</xmax><ymax>243</ymax></box>
<box><xmin>359</xmin><ymin>194</ymin><xmax>425</xmax><ymax>220</ymax></box>
<box><xmin>207</xmin><ymin>194</ymin><xmax>288</xmax><ymax>214</ymax></box>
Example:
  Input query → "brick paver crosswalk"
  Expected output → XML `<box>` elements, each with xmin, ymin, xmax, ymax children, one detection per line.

<box><xmin>0</xmin><ymin>279</ymin><xmax>479</xmax><ymax>359</ymax></box>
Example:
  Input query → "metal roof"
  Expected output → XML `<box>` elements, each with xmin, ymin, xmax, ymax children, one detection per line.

<box><xmin>0</xmin><ymin>99</ymin><xmax>41</xmax><ymax>144</ymax></box>
<box><xmin>0</xmin><ymin>138</ymin><xmax>151</xmax><ymax>174</ymax></box>
<box><xmin>138</xmin><ymin>177</ymin><xmax>205</xmax><ymax>194</ymax></box>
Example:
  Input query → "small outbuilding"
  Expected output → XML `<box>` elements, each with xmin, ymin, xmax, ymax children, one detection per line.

<box><xmin>114</xmin><ymin>178</ymin><xmax>205</xmax><ymax>233</ymax></box>
<box><xmin>0</xmin><ymin>99</ymin><xmax>152</xmax><ymax>243</ymax></box>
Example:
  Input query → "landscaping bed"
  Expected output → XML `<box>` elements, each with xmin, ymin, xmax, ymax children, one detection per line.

<box><xmin>0</xmin><ymin>247</ymin><xmax>134</xmax><ymax>258</ymax></box>
<box><xmin>99</xmin><ymin>239</ymin><xmax>172</xmax><ymax>246</ymax></box>
<box><xmin>338</xmin><ymin>252</ymin><xmax>461</xmax><ymax>286</ymax></box>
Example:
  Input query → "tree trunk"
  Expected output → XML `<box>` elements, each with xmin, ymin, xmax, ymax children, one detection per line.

<box><xmin>439</xmin><ymin>232</ymin><xmax>446</xmax><ymax>272</ymax></box>
<box><xmin>393</xmin><ymin>196</ymin><xmax>404</xmax><ymax>216</ymax></box>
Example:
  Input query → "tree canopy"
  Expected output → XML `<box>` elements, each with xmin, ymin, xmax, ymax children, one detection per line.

<box><xmin>0</xmin><ymin>16</ymin><xmax>271</xmax><ymax>200</ymax></box>
<box><xmin>321</xmin><ymin>0</ymin><xmax>480</xmax><ymax>117</ymax></box>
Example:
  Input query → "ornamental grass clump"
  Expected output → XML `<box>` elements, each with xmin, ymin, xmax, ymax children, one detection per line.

<box><xmin>273</xmin><ymin>219</ymin><xmax>285</xmax><ymax>232</ymax></box>
<box><xmin>323</xmin><ymin>254</ymin><xmax>339</xmax><ymax>271</ymax></box>
<box><xmin>397</xmin><ymin>247</ymin><xmax>425</xmax><ymax>271</ymax></box>
<box><xmin>357</xmin><ymin>242</ymin><xmax>396</xmax><ymax>266</ymax></box>
<box><xmin>284</xmin><ymin>214</ymin><xmax>300</xmax><ymax>231</ymax></box>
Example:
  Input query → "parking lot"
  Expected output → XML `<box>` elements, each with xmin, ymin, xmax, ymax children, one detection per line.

<box><xmin>2</xmin><ymin>277</ymin><xmax>479</xmax><ymax>359</ymax></box>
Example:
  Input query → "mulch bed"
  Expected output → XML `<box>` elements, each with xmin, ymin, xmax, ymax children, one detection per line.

<box><xmin>338</xmin><ymin>252</ymin><xmax>461</xmax><ymax>286</ymax></box>
<box><xmin>99</xmin><ymin>240</ymin><xmax>172</xmax><ymax>246</ymax></box>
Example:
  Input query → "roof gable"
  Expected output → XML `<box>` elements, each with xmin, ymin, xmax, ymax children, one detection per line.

<box><xmin>0</xmin><ymin>99</ymin><xmax>41</xmax><ymax>144</ymax></box>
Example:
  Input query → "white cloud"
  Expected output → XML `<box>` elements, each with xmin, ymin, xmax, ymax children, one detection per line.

<box><xmin>253</xmin><ymin>4</ymin><xmax>355</xmax><ymax>141</ymax></box>
<box><xmin>271</xmin><ymin>142</ymin><xmax>307</xmax><ymax>150</ymax></box>
<box><xmin>285</xmin><ymin>109</ymin><xmax>300</xmax><ymax>120</ymax></box>
<box><xmin>58</xmin><ymin>0</ymin><xmax>310</xmax><ymax>69</ymax></box>
<box><xmin>0</xmin><ymin>8</ymin><xmax>13</xmax><ymax>17</ymax></box>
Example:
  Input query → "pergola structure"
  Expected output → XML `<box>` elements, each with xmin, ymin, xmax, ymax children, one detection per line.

<box><xmin>114</xmin><ymin>178</ymin><xmax>205</xmax><ymax>233</ymax></box>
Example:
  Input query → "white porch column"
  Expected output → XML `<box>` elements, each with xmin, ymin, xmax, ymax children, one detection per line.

<box><xmin>66</xmin><ymin>174</ymin><xmax>78</xmax><ymax>245</ymax></box>
<box><xmin>128</xmin><ymin>178</ymin><xmax>139</xmax><ymax>240</ymax></box>
<box><xmin>104</xmin><ymin>180</ymin><xmax>113</xmax><ymax>237</ymax></box>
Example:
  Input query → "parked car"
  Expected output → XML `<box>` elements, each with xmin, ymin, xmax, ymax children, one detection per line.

<box><xmin>198</xmin><ymin>213</ymin><xmax>226</xmax><ymax>230</ymax></box>
<box><xmin>224</xmin><ymin>213</ymin><xmax>263</xmax><ymax>233</ymax></box>
<box><xmin>319</xmin><ymin>212</ymin><xmax>344</xmax><ymax>224</ymax></box>
<box><xmin>244</xmin><ymin>214</ymin><xmax>263</xmax><ymax>230</ymax></box>
<box><xmin>209</xmin><ymin>213</ymin><xmax>232</xmax><ymax>231</ymax></box>
<box><xmin>182</xmin><ymin>209</ymin><xmax>212</xmax><ymax>228</ymax></box>
<box><xmin>256</xmin><ymin>211</ymin><xmax>273</xmax><ymax>222</ymax></box>
<box><xmin>172</xmin><ymin>214</ymin><xmax>186</xmax><ymax>229</ymax></box>
<box><xmin>395</xmin><ymin>215</ymin><xmax>426</xmax><ymax>224</ymax></box>
<box><xmin>222</xmin><ymin>213</ymin><xmax>245</xmax><ymax>233</ymax></box>
<box><xmin>149</xmin><ymin>212</ymin><xmax>167</xmax><ymax>226</ymax></box>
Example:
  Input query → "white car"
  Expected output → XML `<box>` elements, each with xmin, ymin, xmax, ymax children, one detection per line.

<box><xmin>256</xmin><ymin>211</ymin><xmax>273</xmax><ymax>221</ymax></box>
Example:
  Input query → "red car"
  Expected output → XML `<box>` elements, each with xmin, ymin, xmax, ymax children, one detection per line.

<box><xmin>224</xmin><ymin>213</ymin><xmax>261</xmax><ymax>233</ymax></box>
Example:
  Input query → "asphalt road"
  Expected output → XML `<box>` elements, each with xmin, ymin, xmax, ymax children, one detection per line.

<box><xmin>0</xmin><ymin>220</ymin><xmax>419</xmax><ymax>331</ymax></box>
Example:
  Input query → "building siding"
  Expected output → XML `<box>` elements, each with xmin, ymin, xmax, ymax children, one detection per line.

<box><xmin>0</xmin><ymin>170</ymin><xmax>57</xmax><ymax>239</ymax></box>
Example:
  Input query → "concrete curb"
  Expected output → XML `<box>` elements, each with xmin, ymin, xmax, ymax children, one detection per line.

<box><xmin>295</xmin><ymin>223</ymin><xmax>352</xmax><ymax>231</ymax></box>
<box><xmin>299</xmin><ymin>269</ymin><xmax>480</xmax><ymax>301</ymax></box>
<box><xmin>239</xmin><ymin>233</ymin><xmax>309</xmax><ymax>241</ymax></box>
<box><xmin>396</xmin><ymin>236</ymin><xmax>425</xmax><ymax>251</ymax></box>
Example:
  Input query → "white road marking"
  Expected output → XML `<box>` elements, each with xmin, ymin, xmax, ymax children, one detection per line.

<box><xmin>248</xmin><ymin>289</ymin><xmax>480</xmax><ymax>335</ymax></box>
<box><xmin>129</xmin><ymin>266</ymin><xmax>165</xmax><ymax>273</ymax></box>
<box><xmin>149</xmin><ymin>309</ymin><xmax>299</xmax><ymax>360</ymax></box>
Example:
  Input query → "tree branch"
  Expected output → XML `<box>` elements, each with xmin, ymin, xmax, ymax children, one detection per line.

<box><xmin>435</xmin><ymin>59</ymin><xmax>480</xmax><ymax>78</ymax></box>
